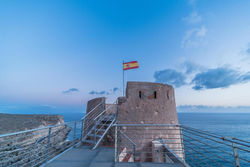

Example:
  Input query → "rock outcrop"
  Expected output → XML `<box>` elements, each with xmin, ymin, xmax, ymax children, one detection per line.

<box><xmin>0</xmin><ymin>114</ymin><xmax>71</xmax><ymax>166</ymax></box>
<box><xmin>0</xmin><ymin>114</ymin><xmax>64</xmax><ymax>134</ymax></box>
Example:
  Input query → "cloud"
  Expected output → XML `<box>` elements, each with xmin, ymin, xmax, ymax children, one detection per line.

<box><xmin>181</xmin><ymin>61</ymin><xmax>204</xmax><ymax>74</ymax></box>
<box><xmin>188</xmin><ymin>0</ymin><xmax>197</xmax><ymax>6</ymax></box>
<box><xmin>182</xmin><ymin>11</ymin><xmax>202</xmax><ymax>24</ymax></box>
<box><xmin>246</xmin><ymin>44</ymin><xmax>250</xmax><ymax>55</ymax></box>
<box><xmin>62</xmin><ymin>88</ymin><xmax>79</xmax><ymax>94</ymax></box>
<box><xmin>247</xmin><ymin>48</ymin><xmax>250</xmax><ymax>54</ymax></box>
<box><xmin>192</xmin><ymin>67</ymin><xmax>250</xmax><ymax>90</ymax></box>
<box><xmin>89</xmin><ymin>90</ymin><xmax>107</xmax><ymax>95</ymax></box>
<box><xmin>89</xmin><ymin>87</ymin><xmax>119</xmax><ymax>95</ymax></box>
<box><xmin>241</xmin><ymin>72</ymin><xmax>250</xmax><ymax>81</ymax></box>
<box><xmin>181</xmin><ymin>26</ymin><xmax>207</xmax><ymax>48</ymax></box>
<box><xmin>113</xmin><ymin>87</ymin><xmax>119</xmax><ymax>93</ymax></box>
<box><xmin>154</xmin><ymin>69</ymin><xmax>186</xmax><ymax>87</ymax></box>
<box><xmin>196</xmin><ymin>26</ymin><xmax>206</xmax><ymax>37</ymax></box>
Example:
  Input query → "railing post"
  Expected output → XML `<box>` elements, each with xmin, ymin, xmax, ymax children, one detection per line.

<box><xmin>115</xmin><ymin>124</ymin><xmax>118</xmax><ymax>162</ymax></box>
<box><xmin>80</xmin><ymin>119</ymin><xmax>84</xmax><ymax>142</ymax></box>
<box><xmin>73</xmin><ymin>121</ymin><xmax>76</xmax><ymax>145</ymax></box>
<box><xmin>46</xmin><ymin>127</ymin><xmax>52</xmax><ymax>162</ymax></box>
<box><xmin>133</xmin><ymin>144</ymin><xmax>136</xmax><ymax>162</ymax></box>
<box><xmin>115</xmin><ymin>100</ymin><xmax>118</xmax><ymax>120</ymax></box>
<box><xmin>94</xmin><ymin>121</ymin><xmax>97</xmax><ymax>144</ymax></box>
<box><xmin>179</xmin><ymin>125</ymin><xmax>186</xmax><ymax>162</ymax></box>
<box><xmin>232</xmin><ymin>142</ymin><xmax>240</xmax><ymax>167</ymax></box>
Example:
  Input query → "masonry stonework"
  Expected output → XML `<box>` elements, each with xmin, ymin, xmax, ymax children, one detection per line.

<box><xmin>116</xmin><ymin>82</ymin><xmax>183</xmax><ymax>162</ymax></box>
<box><xmin>117</xmin><ymin>82</ymin><xmax>178</xmax><ymax>125</ymax></box>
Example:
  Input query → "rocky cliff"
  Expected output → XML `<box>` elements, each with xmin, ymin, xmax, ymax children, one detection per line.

<box><xmin>0</xmin><ymin>113</ymin><xmax>64</xmax><ymax>134</ymax></box>
<box><xmin>0</xmin><ymin>114</ymin><xmax>72</xmax><ymax>166</ymax></box>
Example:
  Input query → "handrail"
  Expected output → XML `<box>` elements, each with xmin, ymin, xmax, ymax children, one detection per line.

<box><xmin>115</xmin><ymin>123</ymin><xmax>250</xmax><ymax>166</ymax></box>
<box><xmin>94</xmin><ymin>101</ymin><xmax>116</xmax><ymax>121</ymax></box>
<box><xmin>0</xmin><ymin>120</ymin><xmax>83</xmax><ymax>167</ymax></box>
<box><xmin>0</xmin><ymin>120</ymin><xmax>81</xmax><ymax>138</ymax></box>
<box><xmin>81</xmin><ymin>101</ymin><xmax>103</xmax><ymax>120</ymax></box>
<box><xmin>92</xmin><ymin>116</ymin><xmax>116</xmax><ymax>149</ymax></box>
<box><xmin>115</xmin><ymin>124</ymin><xmax>180</xmax><ymax>127</ymax></box>
<box><xmin>159</xmin><ymin>139</ymin><xmax>189</xmax><ymax>166</ymax></box>
<box><xmin>119</xmin><ymin>130</ymin><xmax>136</xmax><ymax>146</ymax></box>
<box><xmin>181</xmin><ymin>125</ymin><xmax>250</xmax><ymax>148</ymax></box>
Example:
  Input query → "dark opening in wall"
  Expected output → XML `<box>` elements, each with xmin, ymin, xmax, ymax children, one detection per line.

<box><xmin>139</xmin><ymin>91</ymin><xmax>142</xmax><ymax>99</ymax></box>
<box><xmin>154</xmin><ymin>91</ymin><xmax>157</xmax><ymax>99</ymax></box>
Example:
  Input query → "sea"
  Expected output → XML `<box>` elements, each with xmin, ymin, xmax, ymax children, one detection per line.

<box><xmin>62</xmin><ymin>112</ymin><xmax>250</xmax><ymax>141</ymax></box>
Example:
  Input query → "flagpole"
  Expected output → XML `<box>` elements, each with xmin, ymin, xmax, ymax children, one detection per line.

<box><xmin>122</xmin><ymin>60</ymin><xmax>124</xmax><ymax>96</ymax></box>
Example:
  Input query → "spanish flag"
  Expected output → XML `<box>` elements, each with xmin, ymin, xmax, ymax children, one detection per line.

<box><xmin>123</xmin><ymin>61</ymin><xmax>139</xmax><ymax>70</ymax></box>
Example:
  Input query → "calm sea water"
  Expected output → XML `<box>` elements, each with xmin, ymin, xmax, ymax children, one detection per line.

<box><xmin>178</xmin><ymin>113</ymin><xmax>250</xmax><ymax>141</ymax></box>
<box><xmin>63</xmin><ymin>112</ymin><xmax>250</xmax><ymax>141</ymax></box>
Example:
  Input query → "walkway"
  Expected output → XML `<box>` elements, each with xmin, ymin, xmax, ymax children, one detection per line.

<box><xmin>45</xmin><ymin>145</ymin><xmax>186</xmax><ymax>167</ymax></box>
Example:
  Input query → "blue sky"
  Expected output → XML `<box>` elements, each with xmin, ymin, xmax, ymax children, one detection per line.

<box><xmin>1</xmin><ymin>0</ymin><xmax>250</xmax><ymax>113</ymax></box>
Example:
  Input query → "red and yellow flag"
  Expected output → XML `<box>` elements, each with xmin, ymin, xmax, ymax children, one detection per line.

<box><xmin>123</xmin><ymin>61</ymin><xmax>139</xmax><ymax>70</ymax></box>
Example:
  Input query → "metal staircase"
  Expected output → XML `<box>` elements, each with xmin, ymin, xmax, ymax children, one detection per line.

<box><xmin>82</xmin><ymin>101</ymin><xmax>117</xmax><ymax>149</ymax></box>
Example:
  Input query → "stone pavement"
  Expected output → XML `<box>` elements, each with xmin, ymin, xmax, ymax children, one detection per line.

<box><xmin>45</xmin><ymin>146</ymin><xmax>185</xmax><ymax>167</ymax></box>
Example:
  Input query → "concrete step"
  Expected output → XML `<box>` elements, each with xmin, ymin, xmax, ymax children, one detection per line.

<box><xmin>83</xmin><ymin>140</ymin><xmax>96</xmax><ymax>144</ymax></box>
<box><xmin>97</xmin><ymin>124</ymin><xmax>110</xmax><ymax>127</ymax></box>
<box><xmin>88</xmin><ymin>134</ymin><xmax>102</xmax><ymax>138</ymax></box>
<box><xmin>97</xmin><ymin>129</ymin><xmax>106</xmax><ymax>132</ymax></box>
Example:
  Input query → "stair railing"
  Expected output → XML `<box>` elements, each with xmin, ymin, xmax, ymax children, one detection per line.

<box><xmin>91</xmin><ymin>100</ymin><xmax>118</xmax><ymax>149</ymax></box>
<box><xmin>93</xmin><ymin>100</ymin><xmax>117</xmax><ymax>122</ymax></box>
<box><xmin>81</xmin><ymin>101</ymin><xmax>105</xmax><ymax>141</ymax></box>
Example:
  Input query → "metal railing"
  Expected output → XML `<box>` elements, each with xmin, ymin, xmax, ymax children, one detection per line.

<box><xmin>181</xmin><ymin>125</ymin><xmax>250</xmax><ymax>167</ymax></box>
<box><xmin>83</xmin><ymin>100</ymin><xmax>117</xmax><ymax>149</ymax></box>
<box><xmin>81</xmin><ymin>101</ymin><xmax>105</xmax><ymax>140</ymax></box>
<box><xmin>114</xmin><ymin>124</ymin><xmax>250</xmax><ymax>167</ymax></box>
<box><xmin>114</xmin><ymin>124</ymin><xmax>186</xmax><ymax>165</ymax></box>
<box><xmin>0</xmin><ymin>121</ymin><xmax>82</xmax><ymax>167</ymax></box>
<box><xmin>82</xmin><ymin>101</ymin><xmax>116</xmax><ymax>142</ymax></box>
<box><xmin>0</xmin><ymin>101</ymin><xmax>106</xmax><ymax>167</ymax></box>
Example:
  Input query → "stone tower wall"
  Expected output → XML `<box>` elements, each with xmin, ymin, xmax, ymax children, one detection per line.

<box><xmin>116</xmin><ymin>82</ymin><xmax>183</xmax><ymax>161</ymax></box>
<box><xmin>117</xmin><ymin>82</ymin><xmax>178</xmax><ymax>124</ymax></box>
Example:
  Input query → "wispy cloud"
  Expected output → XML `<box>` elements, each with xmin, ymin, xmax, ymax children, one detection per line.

<box><xmin>247</xmin><ymin>48</ymin><xmax>250</xmax><ymax>54</ymax></box>
<box><xmin>181</xmin><ymin>61</ymin><xmax>204</xmax><ymax>74</ymax></box>
<box><xmin>181</xmin><ymin>26</ymin><xmax>207</xmax><ymax>48</ymax></box>
<box><xmin>192</xmin><ymin>67</ymin><xmax>250</xmax><ymax>90</ymax></box>
<box><xmin>154</xmin><ymin>69</ymin><xmax>186</xmax><ymax>87</ymax></box>
<box><xmin>188</xmin><ymin>0</ymin><xmax>197</xmax><ymax>6</ymax></box>
<box><xmin>89</xmin><ymin>90</ymin><xmax>107</xmax><ymax>95</ymax></box>
<box><xmin>89</xmin><ymin>87</ymin><xmax>120</xmax><ymax>95</ymax></box>
<box><xmin>62</xmin><ymin>88</ymin><xmax>79</xmax><ymax>94</ymax></box>
<box><xmin>113</xmin><ymin>87</ymin><xmax>119</xmax><ymax>93</ymax></box>
<box><xmin>246</xmin><ymin>44</ymin><xmax>250</xmax><ymax>55</ymax></box>
<box><xmin>182</xmin><ymin>11</ymin><xmax>202</xmax><ymax>24</ymax></box>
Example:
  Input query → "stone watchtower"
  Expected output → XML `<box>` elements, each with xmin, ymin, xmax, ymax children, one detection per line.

<box><xmin>84</xmin><ymin>82</ymin><xmax>183</xmax><ymax>162</ymax></box>
<box><xmin>117</xmin><ymin>82</ymin><xmax>179</xmax><ymax>125</ymax></box>
<box><xmin>116</xmin><ymin>82</ymin><xmax>183</xmax><ymax>162</ymax></box>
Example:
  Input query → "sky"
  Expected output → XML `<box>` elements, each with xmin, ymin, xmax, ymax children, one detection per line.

<box><xmin>1</xmin><ymin>0</ymin><xmax>250</xmax><ymax>114</ymax></box>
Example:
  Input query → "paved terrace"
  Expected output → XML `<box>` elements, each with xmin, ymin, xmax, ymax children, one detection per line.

<box><xmin>45</xmin><ymin>145</ymin><xmax>185</xmax><ymax>167</ymax></box>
